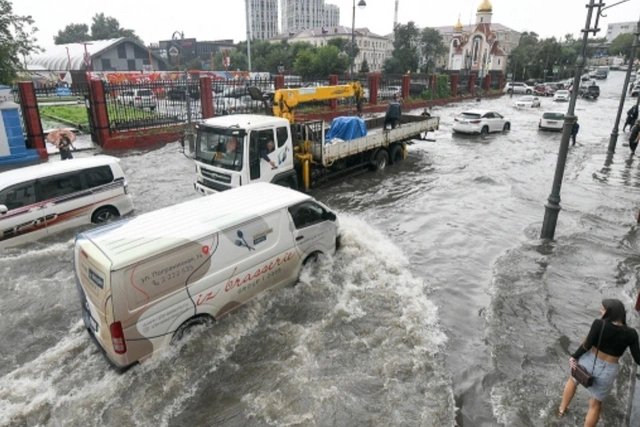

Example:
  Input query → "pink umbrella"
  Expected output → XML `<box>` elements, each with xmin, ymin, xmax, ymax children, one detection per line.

<box><xmin>46</xmin><ymin>129</ymin><xmax>76</xmax><ymax>146</ymax></box>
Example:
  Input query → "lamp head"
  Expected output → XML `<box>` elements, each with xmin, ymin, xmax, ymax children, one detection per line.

<box><xmin>358</xmin><ymin>0</ymin><xmax>366</xmax><ymax>8</ymax></box>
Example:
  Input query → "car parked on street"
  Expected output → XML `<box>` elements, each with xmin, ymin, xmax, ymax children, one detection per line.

<box><xmin>167</xmin><ymin>85</ymin><xmax>200</xmax><ymax>101</ymax></box>
<box><xmin>553</xmin><ymin>90</ymin><xmax>570</xmax><ymax>102</ymax></box>
<box><xmin>452</xmin><ymin>109</ymin><xmax>511</xmax><ymax>135</ymax></box>
<box><xmin>503</xmin><ymin>82</ymin><xmax>533</xmax><ymax>95</ymax></box>
<box><xmin>514</xmin><ymin>95</ymin><xmax>541</xmax><ymax>108</ymax></box>
<box><xmin>379</xmin><ymin>85</ymin><xmax>402</xmax><ymax>99</ymax></box>
<box><xmin>534</xmin><ymin>84</ymin><xmax>556</xmax><ymax>97</ymax></box>
<box><xmin>538</xmin><ymin>111</ymin><xmax>565</xmax><ymax>131</ymax></box>
<box><xmin>116</xmin><ymin>89</ymin><xmax>157</xmax><ymax>110</ymax></box>
<box><xmin>630</xmin><ymin>83</ymin><xmax>640</xmax><ymax>97</ymax></box>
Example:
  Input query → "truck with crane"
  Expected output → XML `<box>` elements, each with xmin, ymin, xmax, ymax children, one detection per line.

<box><xmin>190</xmin><ymin>82</ymin><xmax>439</xmax><ymax>193</ymax></box>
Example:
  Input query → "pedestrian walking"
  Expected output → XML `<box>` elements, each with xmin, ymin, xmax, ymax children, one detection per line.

<box><xmin>46</xmin><ymin>129</ymin><xmax>76</xmax><ymax>160</ymax></box>
<box><xmin>383</xmin><ymin>94</ymin><xmax>402</xmax><ymax>131</ymax></box>
<box><xmin>557</xmin><ymin>299</ymin><xmax>640</xmax><ymax>426</ymax></box>
<box><xmin>571</xmin><ymin>119</ymin><xmax>580</xmax><ymax>146</ymax></box>
<box><xmin>623</xmin><ymin>104</ymin><xmax>639</xmax><ymax>132</ymax></box>
<box><xmin>629</xmin><ymin>119</ymin><xmax>640</xmax><ymax>154</ymax></box>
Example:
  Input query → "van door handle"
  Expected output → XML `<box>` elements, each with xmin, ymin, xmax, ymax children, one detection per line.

<box><xmin>296</xmin><ymin>236</ymin><xmax>304</xmax><ymax>241</ymax></box>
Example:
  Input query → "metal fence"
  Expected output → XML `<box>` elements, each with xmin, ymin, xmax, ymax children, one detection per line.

<box><xmin>12</xmin><ymin>83</ymin><xmax>89</xmax><ymax>103</ymax></box>
<box><xmin>104</xmin><ymin>80</ymin><xmax>204</xmax><ymax>132</ymax></box>
<box><xmin>379</xmin><ymin>74</ymin><xmax>404</xmax><ymax>101</ymax></box>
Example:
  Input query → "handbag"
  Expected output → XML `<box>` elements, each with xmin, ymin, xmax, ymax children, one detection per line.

<box><xmin>571</xmin><ymin>321</ymin><xmax>605</xmax><ymax>388</ymax></box>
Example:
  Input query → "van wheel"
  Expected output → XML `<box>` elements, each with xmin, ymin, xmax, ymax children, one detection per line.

<box><xmin>172</xmin><ymin>315</ymin><xmax>214</xmax><ymax>345</ymax></box>
<box><xmin>389</xmin><ymin>145</ymin><xmax>403</xmax><ymax>165</ymax></box>
<box><xmin>303</xmin><ymin>251</ymin><xmax>322</xmax><ymax>266</ymax></box>
<box><xmin>370</xmin><ymin>150</ymin><xmax>389</xmax><ymax>171</ymax></box>
<box><xmin>92</xmin><ymin>207</ymin><xmax>119</xmax><ymax>224</ymax></box>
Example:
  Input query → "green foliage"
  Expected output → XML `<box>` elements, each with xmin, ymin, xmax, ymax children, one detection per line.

<box><xmin>327</xmin><ymin>37</ymin><xmax>359</xmax><ymax>59</ymax></box>
<box><xmin>0</xmin><ymin>0</ymin><xmax>40</xmax><ymax>85</ymax></box>
<box><xmin>360</xmin><ymin>59</ymin><xmax>370</xmax><ymax>74</ymax></box>
<box><xmin>384</xmin><ymin>22</ymin><xmax>446</xmax><ymax>75</ymax></box>
<box><xmin>185</xmin><ymin>58</ymin><xmax>203</xmax><ymax>71</ymax></box>
<box><xmin>609</xmin><ymin>33</ymin><xmax>636</xmax><ymax>59</ymax></box>
<box><xmin>508</xmin><ymin>34</ymin><xmax>578</xmax><ymax>81</ymax></box>
<box><xmin>420</xmin><ymin>75</ymin><xmax>451</xmax><ymax>100</ymax></box>
<box><xmin>54</xmin><ymin>13</ymin><xmax>143</xmax><ymax>45</ymax></box>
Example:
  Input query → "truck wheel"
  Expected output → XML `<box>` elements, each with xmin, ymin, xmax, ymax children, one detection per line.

<box><xmin>171</xmin><ymin>315</ymin><xmax>214</xmax><ymax>346</ymax></box>
<box><xmin>371</xmin><ymin>150</ymin><xmax>389</xmax><ymax>171</ymax></box>
<box><xmin>389</xmin><ymin>145</ymin><xmax>403</xmax><ymax>165</ymax></box>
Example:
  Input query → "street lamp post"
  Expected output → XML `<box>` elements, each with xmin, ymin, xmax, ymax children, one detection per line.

<box><xmin>540</xmin><ymin>0</ymin><xmax>606</xmax><ymax>240</ymax></box>
<box><xmin>350</xmin><ymin>0</ymin><xmax>366</xmax><ymax>81</ymax></box>
<box><xmin>607</xmin><ymin>16</ymin><xmax>640</xmax><ymax>154</ymax></box>
<box><xmin>171</xmin><ymin>30</ymin><xmax>193</xmax><ymax>142</ymax></box>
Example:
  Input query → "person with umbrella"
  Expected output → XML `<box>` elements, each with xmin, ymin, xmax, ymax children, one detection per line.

<box><xmin>47</xmin><ymin>129</ymin><xmax>76</xmax><ymax>160</ymax></box>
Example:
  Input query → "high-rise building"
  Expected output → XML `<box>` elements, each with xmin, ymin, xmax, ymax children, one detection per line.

<box><xmin>606</xmin><ymin>22</ymin><xmax>636</xmax><ymax>43</ymax></box>
<box><xmin>247</xmin><ymin>0</ymin><xmax>279</xmax><ymax>40</ymax></box>
<box><xmin>281</xmin><ymin>0</ymin><xmax>340</xmax><ymax>34</ymax></box>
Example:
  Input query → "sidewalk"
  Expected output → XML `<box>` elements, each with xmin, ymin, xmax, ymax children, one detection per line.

<box><xmin>43</xmin><ymin>130</ymin><xmax>96</xmax><ymax>155</ymax></box>
<box><xmin>626</xmin><ymin>366</ymin><xmax>640</xmax><ymax>426</ymax></box>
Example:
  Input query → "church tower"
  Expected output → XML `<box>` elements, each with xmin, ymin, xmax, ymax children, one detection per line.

<box><xmin>476</xmin><ymin>0</ymin><xmax>492</xmax><ymax>24</ymax></box>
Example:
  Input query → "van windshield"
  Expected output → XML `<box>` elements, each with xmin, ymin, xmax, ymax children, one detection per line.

<box><xmin>196</xmin><ymin>127</ymin><xmax>245</xmax><ymax>171</ymax></box>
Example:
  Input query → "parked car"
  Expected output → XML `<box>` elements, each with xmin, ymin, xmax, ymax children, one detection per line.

<box><xmin>630</xmin><ymin>83</ymin><xmax>640</xmax><ymax>97</ymax></box>
<box><xmin>514</xmin><ymin>95</ymin><xmax>541</xmax><ymax>108</ymax></box>
<box><xmin>538</xmin><ymin>111</ymin><xmax>565</xmax><ymax>131</ymax></box>
<box><xmin>116</xmin><ymin>89</ymin><xmax>157</xmax><ymax>110</ymax></box>
<box><xmin>579</xmin><ymin>84</ymin><xmax>600</xmax><ymax>99</ymax></box>
<box><xmin>554</xmin><ymin>90</ymin><xmax>570</xmax><ymax>102</ymax></box>
<box><xmin>534</xmin><ymin>84</ymin><xmax>556</xmax><ymax>97</ymax></box>
<box><xmin>167</xmin><ymin>85</ymin><xmax>200</xmax><ymax>101</ymax></box>
<box><xmin>379</xmin><ymin>85</ymin><xmax>402</xmax><ymax>98</ymax></box>
<box><xmin>503</xmin><ymin>82</ymin><xmax>533</xmax><ymax>95</ymax></box>
<box><xmin>452</xmin><ymin>110</ymin><xmax>511</xmax><ymax>135</ymax></box>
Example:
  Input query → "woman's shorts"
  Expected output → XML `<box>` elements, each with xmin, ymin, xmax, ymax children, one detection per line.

<box><xmin>574</xmin><ymin>351</ymin><xmax>620</xmax><ymax>402</ymax></box>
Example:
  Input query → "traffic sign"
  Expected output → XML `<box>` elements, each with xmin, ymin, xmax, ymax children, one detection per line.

<box><xmin>553</xmin><ymin>66</ymin><xmax>559</xmax><ymax>73</ymax></box>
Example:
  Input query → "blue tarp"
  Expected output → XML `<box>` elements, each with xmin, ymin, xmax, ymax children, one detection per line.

<box><xmin>325</xmin><ymin>116</ymin><xmax>367</xmax><ymax>143</ymax></box>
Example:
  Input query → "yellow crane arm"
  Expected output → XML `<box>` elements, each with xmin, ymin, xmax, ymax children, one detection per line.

<box><xmin>272</xmin><ymin>82</ymin><xmax>365</xmax><ymax>123</ymax></box>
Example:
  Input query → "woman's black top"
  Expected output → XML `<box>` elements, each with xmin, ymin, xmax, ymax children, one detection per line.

<box><xmin>572</xmin><ymin>318</ymin><xmax>640</xmax><ymax>364</ymax></box>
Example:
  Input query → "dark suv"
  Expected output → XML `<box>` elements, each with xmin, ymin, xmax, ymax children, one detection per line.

<box><xmin>579</xmin><ymin>84</ymin><xmax>600</xmax><ymax>99</ymax></box>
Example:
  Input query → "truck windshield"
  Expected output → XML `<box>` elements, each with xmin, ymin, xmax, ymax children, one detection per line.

<box><xmin>196</xmin><ymin>128</ymin><xmax>244</xmax><ymax>171</ymax></box>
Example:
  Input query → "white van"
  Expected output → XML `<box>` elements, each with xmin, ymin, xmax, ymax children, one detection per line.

<box><xmin>74</xmin><ymin>183</ymin><xmax>340</xmax><ymax>371</ymax></box>
<box><xmin>0</xmin><ymin>156</ymin><xmax>134</xmax><ymax>249</ymax></box>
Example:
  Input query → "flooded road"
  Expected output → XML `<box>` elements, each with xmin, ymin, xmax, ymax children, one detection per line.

<box><xmin>2</xmin><ymin>72</ymin><xmax>640</xmax><ymax>427</ymax></box>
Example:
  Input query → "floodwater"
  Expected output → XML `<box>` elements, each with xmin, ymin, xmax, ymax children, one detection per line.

<box><xmin>2</xmin><ymin>72</ymin><xmax>640</xmax><ymax>427</ymax></box>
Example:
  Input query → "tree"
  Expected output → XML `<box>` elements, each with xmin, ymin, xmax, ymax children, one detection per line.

<box><xmin>327</xmin><ymin>37</ymin><xmax>359</xmax><ymax>60</ymax></box>
<box><xmin>419</xmin><ymin>28</ymin><xmax>447</xmax><ymax>73</ymax></box>
<box><xmin>313</xmin><ymin>45</ymin><xmax>349</xmax><ymax>77</ymax></box>
<box><xmin>293</xmin><ymin>49</ymin><xmax>316</xmax><ymax>77</ymax></box>
<box><xmin>609</xmin><ymin>33</ymin><xmax>635</xmax><ymax>59</ymax></box>
<box><xmin>54</xmin><ymin>13</ymin><xmax>143</xmax><ymax>45</ymax></box>
<box><xmin>384</xmin><ymin>22</ymin><xmax>421</xmax><ymax>74</ymax></box>
<box><xmin>0</xmin><ymin>0</ymin><xmax>40</xmax><ymax>84</ymax></box>
<box><xmin>360</xmin><ymin>58</ymin><xmax>370</xmax><ymax>74</ymax></box>
<box><xmin>54</xmin><ymin>24</ymin><xmax>90</xmax><ymax>44</ymax></box>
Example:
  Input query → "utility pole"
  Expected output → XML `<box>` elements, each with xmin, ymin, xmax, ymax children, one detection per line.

<box><xmin>540</xmin><ymin>0</ymin><xmax>605</xmax><ymax>240</ymax></box>
<box><xmin>607</xmin><ymin>16</ymin><xmax>640</xmax><ymax>154</ymax></box>
<box><xmin>246</xmin><ymin>0</ymin><xmax>252</xmax><ymax>72</ymax></box>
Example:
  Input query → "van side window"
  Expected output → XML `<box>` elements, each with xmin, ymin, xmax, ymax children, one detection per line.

<box><xmin>0</xmin><ymin>181</ymin><xmax>36</xmax><ymax>210</ymax></box>
<box><xmin>288</xmin><ymin>202</ymin><xmax>325</xmax><ymax>229</ymax></box>
<box><xmin>276</xmin><ymin>127</ymin><xmax>288</xmax><ymax>148</ymax></box>
<box><xmin>84</xmin><ymin>166</ymin><xmax>114</xmax><ymax>188</ymax></box>
<box><xmin>38</xmin><ymin>173</ymin><xmax>83</xmax><ymax>200</ymax></box>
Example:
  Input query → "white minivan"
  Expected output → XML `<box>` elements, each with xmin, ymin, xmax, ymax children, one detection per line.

<box><xmin>0</xmin><ymin>156</ymin><xmax>134</xmax><ymax>249</ymax></box>
<box><xmin>74</xmin><ymin>183</ymin><xmax>340</xmax><ymax>371</ymax></box>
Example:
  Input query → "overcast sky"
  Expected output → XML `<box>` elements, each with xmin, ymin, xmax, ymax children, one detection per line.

<box><xmin>14</xmin><ymin>0</ymin><xmax>640</xmax><ymax>47</ymax></box>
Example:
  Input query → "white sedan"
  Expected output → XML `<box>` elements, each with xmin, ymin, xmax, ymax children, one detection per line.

<box><xmin>514</xmin><ymin>95</ymin><xmax>541</xmax><ymax>108</ymax></box>
<box><xmin>452</xmin><ymin>110</ymin><xmax>511</xmax><ymax>135</ymax></box>
<box><xmin>554</xmin><ymin>90</ymin><xmax>570</xmax><ymax>102</ymax></box>
<box><xmin>538</xmin><ymin>111</ymin><xmax>565</xmax><ymax>131</ymax></box>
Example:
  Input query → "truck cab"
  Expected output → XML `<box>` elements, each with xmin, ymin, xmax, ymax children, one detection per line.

<box><xmin>194</xmin><ymin>115</ymin><xmax>297</xmax><ymax>195</ymax></box>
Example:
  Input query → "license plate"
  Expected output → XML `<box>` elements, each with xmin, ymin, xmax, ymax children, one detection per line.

<box><xmin>547</xmin><ymin>121</ymin><xmax>557</xmax><ymax>124</ymax></box>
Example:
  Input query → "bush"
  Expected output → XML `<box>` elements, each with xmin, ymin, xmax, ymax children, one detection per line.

<box><xmin>419</xmin><ymin>75</ymin><xmax>452</xmax><ymax>100</ymax></box>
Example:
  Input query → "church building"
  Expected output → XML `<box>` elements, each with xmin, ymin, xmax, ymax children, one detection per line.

<box><xmin>447</xmin><ymin>0</ymin><xmax>507</xmax><ymax>74</ymax></box>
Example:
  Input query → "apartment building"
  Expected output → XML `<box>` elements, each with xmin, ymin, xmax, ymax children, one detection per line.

<box><xmin>247</xmin><ymin>0</ymin><xmax>279</xmax><ymax>40</ymax></box>
<box><xmin>281</xmin><ymin>0</ymin><xmax>340</xmax><ymax>34</ymax></box>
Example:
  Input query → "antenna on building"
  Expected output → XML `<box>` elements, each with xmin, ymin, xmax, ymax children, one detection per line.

<box><xmin>394</xmin><ymin>0</ymin><xmax>399</xmax><ymax>31</ymax></box>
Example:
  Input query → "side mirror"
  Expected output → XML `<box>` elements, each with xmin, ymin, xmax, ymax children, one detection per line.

<box><xmin>0</xmin><ymin>205</ymin><xmax>7</xmax><ymax>215</ymax></box>
<box><xmin>323</xmin><ymin>211</ymin><xmax>337</xmax><ymax>222</ymax></box>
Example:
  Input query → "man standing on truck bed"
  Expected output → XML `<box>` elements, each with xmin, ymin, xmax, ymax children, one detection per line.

<box><xmin>384</xmin><ymin>94</ymin><xmax>402</xmax><ymax>130</ymax></box>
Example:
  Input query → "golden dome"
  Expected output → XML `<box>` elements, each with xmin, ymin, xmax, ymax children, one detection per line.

<box><xmin>477</xmin><ymin>0</ymin><xmax>492</xmax><ymax>12</ymax></box>
<box><xmin>454</xmin><ymin>16</ymin><xmax>463</xmax><ymax>31</ymax></box>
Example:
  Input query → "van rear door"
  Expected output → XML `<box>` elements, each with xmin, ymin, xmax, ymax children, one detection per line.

<box><xmin>74</xmin><ymin>235</ymin><xmax>114</xmax><ymax>354</ymax></box>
